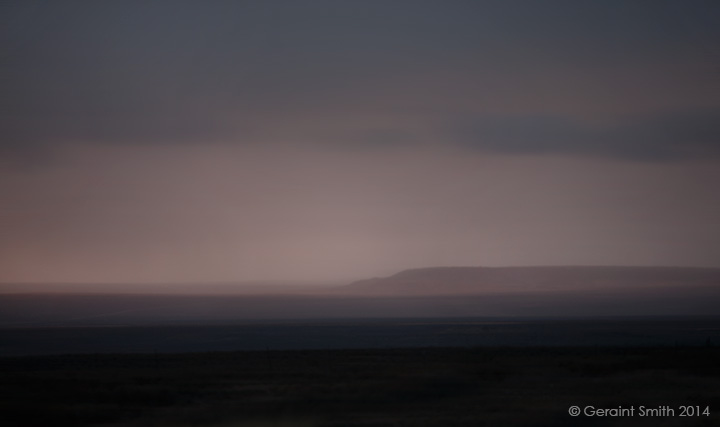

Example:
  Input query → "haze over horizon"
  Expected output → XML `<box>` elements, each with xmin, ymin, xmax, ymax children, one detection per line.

<box><xmin>2</xmin><ymin>1</ymin><xmax>719</xmax><ymax>287</ymax></box>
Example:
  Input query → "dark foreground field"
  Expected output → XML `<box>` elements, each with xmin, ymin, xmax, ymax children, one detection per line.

<box><xmin>2</xmin><ymin>347</ymin><xmax>719</xmax><ymax>427</ymax></box>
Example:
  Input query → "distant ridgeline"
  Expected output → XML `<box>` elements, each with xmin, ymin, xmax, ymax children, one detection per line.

<box><xmin>344</xmin><ymin>266</ymin><xmax>720</xmax><ymax>296</ymax></box>
<box><xmin>1</xmin><ymin>266</ymin><xmax>719</xmax><ymax>326</ymax></box>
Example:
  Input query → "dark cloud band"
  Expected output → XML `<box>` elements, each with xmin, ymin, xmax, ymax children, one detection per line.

<box><xmin>449</xmin><ymin>108</ymin><xmax>720</xmax><ymax>161</ymax></box>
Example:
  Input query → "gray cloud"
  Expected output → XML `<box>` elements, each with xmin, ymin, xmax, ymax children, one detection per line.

<box><xmin>448</xmin><ymin>108</ymin><xmax>720</xmax><ymax>161</ymax></box>
<box><xmin>2</xmin><ymin>1</ymin><xmax>718</xmax><ymax>161</ymax></box>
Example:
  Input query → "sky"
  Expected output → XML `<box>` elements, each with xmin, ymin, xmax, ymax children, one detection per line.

<box><xmin>1</xmin><ymin>0</ymin><xmax>719</xmax><ymax>285</ymax></box>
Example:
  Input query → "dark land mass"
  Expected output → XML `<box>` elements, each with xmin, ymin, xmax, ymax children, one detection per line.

<box><xmin>2</xmin><ymin>346</ymin><xmax>719</xmax><ymax>427</ymax></box>
<box><xmin>2</xmin><ymin>267</ymin><xmax>719</xmax><ymax>425</ymax></box>
<box><xmin>2</xmin><ymin>318</ymin><xmax>720</xmax><ymax>357</ymax></box>
<box><xmin>1</xmin><ymin>290</ymin><xmax>718</xmax><ymax>330</ymax></box>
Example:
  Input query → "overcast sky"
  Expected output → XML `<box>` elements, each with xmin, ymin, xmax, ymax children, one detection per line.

<box><xmin>1</xmin><ymin>1</ymin><xmax>719</xmax><ymax>284</ymax></box>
